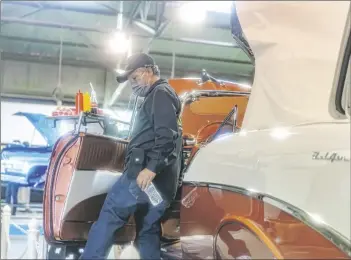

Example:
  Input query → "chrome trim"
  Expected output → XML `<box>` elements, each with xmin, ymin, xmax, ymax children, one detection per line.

<box><xmin>178</xmin><ymin>90</ymin><xmax>250</xmax><ymax>118</ymax></box>
<box><xmin>232</xmin><ymin>105</ymin><xmax>239</xmax><ymax>133</ymax></box>
<box><xmin>182</xmin><ymin>181</ymin><xmax>351</xmax><ymax>257</ymax></box>
<box><xmin>75</xmin><ymin>112</ymin><xmax>84</xmax><ymax>135</ymax></box>
<box><xmin>184</xmin><ymin>137</ymin><xmax>196</xmax><ymax>146</ymax></box>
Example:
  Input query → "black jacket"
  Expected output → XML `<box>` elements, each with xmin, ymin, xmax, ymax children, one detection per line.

<box><xmin>124</xmin><ymin>79</ymin><xmax>182</xmax><ymax>202</ymax></box>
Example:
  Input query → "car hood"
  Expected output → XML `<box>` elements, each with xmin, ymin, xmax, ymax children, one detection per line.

<box><xmin>14</xmin><ymin>112</ymin><xmax>59</xmax><ymax>147</ymax></box>
<box><xmin>232</xmin><ymin>1</ymin><xmax>350</xmax><ymax>130</ymax></box>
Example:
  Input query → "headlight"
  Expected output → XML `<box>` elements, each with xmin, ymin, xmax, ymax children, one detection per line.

<box><xmin>1</xmin><ymin>160</ymin><xmax>30</xmax><ymax>174</ymax></box>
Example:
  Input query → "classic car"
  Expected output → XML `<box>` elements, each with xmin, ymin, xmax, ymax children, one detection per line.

<box><xmin>42</xmin><ymin>70</ymin><xmax>251</xmax><ymax>258</ymax></box>
<box><xmin>1</xmin><ymin>112</ymin><xmax>59</xmax><ymax>190</ymax></box>
<box><xmin>44</xmin><ymin>1</ymin><xmax>351</xmax><ymax>259</ymax></box>
<box><xmin>180</xmin><ymin>1</ymin><xmax>351</xmax><ymax>259</ymax></box>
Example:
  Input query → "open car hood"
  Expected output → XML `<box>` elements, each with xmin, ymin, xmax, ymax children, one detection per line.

<box><xmin>14</xmin><ymin>112</ymin><xmax>58</xmax><ymax>147</ymax></box>
<box><xmin>232</xmin><ymin>1</ymin><xmax>350</xmax><ymax>130</ymax></box>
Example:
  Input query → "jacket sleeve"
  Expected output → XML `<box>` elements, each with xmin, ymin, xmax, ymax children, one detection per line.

<box><xmin>145</xmin><ymin>87</ymin><xmax>179</xmax><ymax>174</ymax></box>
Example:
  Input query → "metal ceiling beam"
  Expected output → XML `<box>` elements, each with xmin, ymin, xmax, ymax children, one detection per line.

<box><xmin>0</xmin><ymin>35</ymin><xmax>98</xmax><ymax>48</ymax></box>
<box><xmin>2</xmin><ymin>1</ymin><xmax>155</xmax><ymax>22</ymax></box>
<box><xmin>155</xmin><ymin>1</ymin><xmax>166</xmax><ymax>29</ymax></box>
<box><xmin>0</xmin><ymin>35</ymin><xmax>251</xmax><ymax>65</ymax></box>
<box><xmin>1</xmin><ymin>17</ymin><xmax>239</xmax><ymax>48</ymax></box>
<box><xmin>143</xmin><ymin>1</ymin><xmax>168</xmax><ymax>52</ymax></box>
<box><xmin>2</xmin><ymin>1</ymin><xmax>231</xmax><ymax>30</ymax></box>
<box><xmin>125</xmin><ymin>1</ymin><xmax>143</xmax><ymax>28</ymax></box>
<box><xmin>2</xmin><ymin>1</ymin><xmax>119</xmax><ymax>16</ymax></box>
<box><xmin>1</xmin><ymin>8</ymin><xmax>43</xmax><ymax>26</ymax></box>
<box><xmin>1</xmin><ymin>17</ymin><xmax>108</xmax><ymax>33</ymax></box>
<box><xmin>143</xmin><ymin>20</ymin><xmax>170</xmax><ymax>53</ymax></box>
<box><xmin>140</xmin><ymin>1</ymin><xmax>152</xmax><ymax>22</ymax></box>
<box><xmin>1</xmin><ymin>51</ymin><xmax>114</xmax><ymax>70</ymax></box>
<box><xmin>94</xmin><ymin>1</ymin><xmax>118</xmax><ymax>14</ymax></box>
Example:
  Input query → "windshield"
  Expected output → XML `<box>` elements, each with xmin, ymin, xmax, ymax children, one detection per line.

<box><xmin>107</xmin><ymin>90</ymin><xmax>141</xmax><ymax>138</ymax></box>
<box><xmin>54</xmin><ymin>119</ymin><xmax>76</xmax><ymax>137</ymax></box>
<box><xmin>114</xmin><ymin>93</ymin><xmax>137</xmax><ymax>132</ymax></box>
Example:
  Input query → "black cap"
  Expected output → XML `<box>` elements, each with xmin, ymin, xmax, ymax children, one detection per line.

<box><xmin>116</xmin><ymin>53</ymin><xmax>156</xmax><ymax>83</ymax></box>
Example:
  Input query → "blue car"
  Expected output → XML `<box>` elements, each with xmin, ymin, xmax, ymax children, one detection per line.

<box><xmin>1</xmin><ymin>112</ymin><xmax>61</xmax><ymax>190</ymax></box>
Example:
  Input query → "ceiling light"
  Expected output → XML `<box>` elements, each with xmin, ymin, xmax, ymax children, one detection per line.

<box><xmin>107</xmin><ymin>31</ymin><xmax>130</xmax><ymax>54</ymax></box>
<box><xmin>203</xmin><ymin>1</ymin><xmax>233</xmax><ymax>14</ymax></box>
<box><xmin>179</xmin><ymin>2</ymin><xmax>206</xmax><ymax>24</ymax></box>
<box><xmin>178</xmin><ymin>1</ymin><xmax>233</xmax><ymax>24</ymax></box>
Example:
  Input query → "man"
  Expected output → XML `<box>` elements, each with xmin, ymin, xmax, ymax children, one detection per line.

<box><xmin>80</xmin><ymin>53</ymin><xmax>182</xmax><ymax>260</ymax></box>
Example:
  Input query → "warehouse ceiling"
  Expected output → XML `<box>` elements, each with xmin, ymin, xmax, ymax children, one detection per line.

<box><xmin>0</xmin><ymin>1</ymin><xmax>254</xmax><ymax>107</ymax></box>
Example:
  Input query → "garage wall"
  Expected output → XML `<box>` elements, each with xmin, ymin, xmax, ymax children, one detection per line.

<box><xmin>0</xmin><ymin>60</ymin><xmax>110</xmax><ymax>102</ymax></box>
<box><xmin>1</xmin><ymin>58</ymin><xmax>251</xmax><ymax>106</ymax></box>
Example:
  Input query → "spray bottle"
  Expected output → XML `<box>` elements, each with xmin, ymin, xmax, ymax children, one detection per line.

<box><xmin>75</xmin><ymin>90</ymin><xmax>84</xmax><ymax>115</ymax></box>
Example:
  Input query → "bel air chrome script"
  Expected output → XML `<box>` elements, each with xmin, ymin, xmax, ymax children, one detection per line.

<box><xmin>312</xmin><ymin>152</ymin><xmax>350</xmax><ymax>163</ymax></box>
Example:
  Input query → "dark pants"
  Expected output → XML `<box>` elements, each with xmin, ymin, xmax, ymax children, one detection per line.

<box><xmin>80</xmin><ymin>173</ymin><xmax>169</xmax><ymax>260</ymax></box>
<box><xmin>5</xmin><ymin>182</ymin><xmax>20</xmax><ymax>215</ymax></box>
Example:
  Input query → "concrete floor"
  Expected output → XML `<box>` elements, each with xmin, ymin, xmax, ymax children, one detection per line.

<box><xmin>2</xmin><ymin>204</ymin><xmax>182</xmax><ymax>259</ymax></box>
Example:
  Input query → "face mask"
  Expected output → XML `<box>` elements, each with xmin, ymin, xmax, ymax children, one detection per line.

<box><xmin>131</xmin><ymin>72</ymin><xmax>152</xmax><ymax>97</ymax></box>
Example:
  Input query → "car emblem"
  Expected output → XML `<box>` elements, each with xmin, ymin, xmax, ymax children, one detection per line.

<box><xmin>312</xmin><ymin>151</ymin><xmax>350</xmax><ymax>163</ymax></box>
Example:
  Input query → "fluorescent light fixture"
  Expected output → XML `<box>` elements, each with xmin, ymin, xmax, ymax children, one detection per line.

<box><xmin>133</xmin><ymin>21</ymin><xmax>156</xmax><ymax>35</ymax></box>
<box><xmin>107</xmin><ymin>31</ymin><xmax>130</xmax><ymax>54</ymax></box>
<box><xmin>179</xmin><ymin>1</ymin><xmax>232</xmax><ymax>24</ymax></box>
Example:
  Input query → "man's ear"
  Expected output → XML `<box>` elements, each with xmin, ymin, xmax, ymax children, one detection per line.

<box><xmin>147</xmin><ymin>67</ymin><xmax>153</xmax><ymax>75</ymax></box>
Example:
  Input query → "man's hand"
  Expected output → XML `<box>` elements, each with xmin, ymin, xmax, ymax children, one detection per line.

<box><xmin>136</xmin><ymin>168</ymin><xmax>156</xmax><ymax>191</ymax></box>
